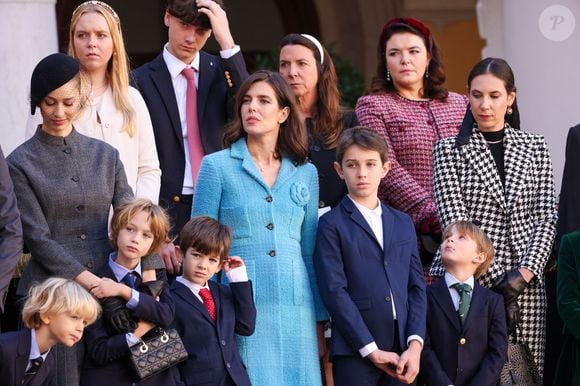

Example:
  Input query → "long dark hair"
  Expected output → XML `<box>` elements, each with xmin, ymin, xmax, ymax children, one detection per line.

<box><xmin>456</xmin><ymin>57</ymin><xmax>520</xmax><ymax>146</ymax></box>
<box><xmin>223</xmin><ymin>70</ymin><xmax>308</xmax><ymax>164</ymax></box>
<box><xmin>279</xmin><ymin>34</ymin><xmax>343</xmax><ymax>148</ymax></box>
<box><xmin>368</xmin><ymin>17</ymin><xmax>448</xmax><ymax>101</ymax></box>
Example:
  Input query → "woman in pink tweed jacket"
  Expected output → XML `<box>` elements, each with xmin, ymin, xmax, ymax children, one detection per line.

<box><xmin>356</xmin><ymin>17</ymin><xmax>467</xmax><ymax>268</ymax></box>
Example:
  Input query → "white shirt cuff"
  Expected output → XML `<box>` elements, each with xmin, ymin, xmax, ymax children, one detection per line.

<box><xmin>407</xmin><ymin>335</ymin><xmax>423</xmax><ymax>347</ymax></box>
<box><xmin>219</xmin><ymin>45</ymin><xmax>240</xmax><ymax>59</ymax></box>
<box><xmin>359</xmin><ymin>341</ymin><xmax>378</xmax><ymax>357</ymax></box>
<box><xmin>226</xmin><ymin>265</ymin><xmax>248</xmax><ymax>283</ymax></box>
<box><xmin>125</xmin><ymin>289</ymin><xmax>140</xmax><ymax>309</ymax></box>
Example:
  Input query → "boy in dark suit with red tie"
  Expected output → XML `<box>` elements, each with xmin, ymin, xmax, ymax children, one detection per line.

<box><xmin>314</xmin><ymin>127</ymin><xmax>427</xmax><ymax>385</ymax></box>
<box><xmin>0</xmin><ymin>277</ymin><xmax>100</xmax><ymax>386</ymax></box>
<box><xmin>421</xmin><ymin>221</ymin><xmax>508</xmax><ymax>386</ymax></box>
<box><xmin>171</xmin><ymin>216</ymin><xmax>256</xmax><ymax>386</ymax></box>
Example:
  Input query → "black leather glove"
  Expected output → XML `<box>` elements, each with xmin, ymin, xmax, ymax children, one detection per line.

<box><xmin>100</xmin><ymin>296</ymin><xmax>137</xmax><ymax>334</ymax></box>
<box><xmin>138</xmin><ymin>280</ymin><xmax>165</xmax><ymax>298</ymax></box>
<box><xmin>492</xmin><ymin>270</ymin><xmax>528</xmax><ymax>334</ymax></box>
<box><xmin>492</xmin><ymin>270</ymin><xmax>528</xmax><ymax>304</ymax></box>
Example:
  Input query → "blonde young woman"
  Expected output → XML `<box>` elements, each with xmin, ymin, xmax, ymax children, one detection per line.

<box><xmin>26</xmin><ymin>1</ymin><xmax>161</xmax><ymax>202</ymax></box>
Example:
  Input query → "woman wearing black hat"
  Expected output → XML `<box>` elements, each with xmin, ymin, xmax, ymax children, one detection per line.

<box><xmin>7</xmin><ymin>53</ymin><xmax>133</xmax><ymax>386</ymax></box>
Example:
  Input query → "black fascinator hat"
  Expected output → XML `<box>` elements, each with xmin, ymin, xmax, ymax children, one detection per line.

<box><xmin>30</xmin><ymin>53</ymin><xmax>80</xmax><ymax>115</ymax></box>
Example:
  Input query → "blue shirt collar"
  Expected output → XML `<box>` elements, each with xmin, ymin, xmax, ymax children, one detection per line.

<box><xmin>29</xmin><ymin>328</ymin><xmax>50</xmax><ymax>360</ymax></box>
<box><xmin>108</xmin><ymin>251</ymin><xmax>142</xmax><ymax>282</ymax></box>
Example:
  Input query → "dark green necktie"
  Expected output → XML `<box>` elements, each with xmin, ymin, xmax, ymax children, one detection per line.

<box><xmin>452</xmin><ymin>283</ymin><xmax>472</xmax><ymax>326</ymax></box>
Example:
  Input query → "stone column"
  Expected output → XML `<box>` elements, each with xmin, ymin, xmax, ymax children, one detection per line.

<box><xmin>0</xmin><ymin>0</ymin><xmax>58</xmax><ymax>155</ymax></box>
<box><xmin>477</xmin><ymin>0</ymin><xmax>580</xmax><ymax>190</ymax></box>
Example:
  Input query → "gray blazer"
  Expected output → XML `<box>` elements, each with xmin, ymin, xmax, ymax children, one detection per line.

<box><xmin>7</xmin><ymin>128</ymin><xmax>133</xmax><ymax>295</ymax></box>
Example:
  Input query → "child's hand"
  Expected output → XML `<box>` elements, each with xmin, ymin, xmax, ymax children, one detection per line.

<box><xmin>368</xmin><ymin>349</ymin><xmax>400</xmax><ymax>374</ymax></box>
<box><xmin>91</xmin><ymin>277</ymin><xmax>130</xmax><ymax>300</ymax></box>
<box><xmin>223</xmin><ymin>256</ymin><xmax>244</xmax><ymax>272</ymax></box>
<box><xmin>393</xmin><ymin>340</ymin><xmax>422</xmax><ymax>384</ymax></box>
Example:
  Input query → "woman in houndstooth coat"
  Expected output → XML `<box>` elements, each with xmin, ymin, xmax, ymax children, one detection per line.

<box><xmin>429</xmin><ymin>58</ymin><xmax>557</xmax><ymax>379</ymax></box>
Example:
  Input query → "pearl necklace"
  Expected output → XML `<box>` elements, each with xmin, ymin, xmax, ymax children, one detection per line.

<box><xmin>484</xmin><ymin>138</ymin><xmax>504</xmax><ymax>144</ymax></box>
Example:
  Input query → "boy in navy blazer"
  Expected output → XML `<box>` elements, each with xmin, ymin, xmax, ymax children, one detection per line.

<box><xmin>81</xmin><ymin>199</ymin><xmax>182</xmax><ymax>386</ymax></box>
<box><xmin>0</xmin><ymin>277</ymin><xmax>100</xmax><ymax>386</ymax></box>
<box><xmin>171</xmin><ymin>216</ymin><xmax>256</xmax><ymax>386</ymax></box>
<box><xmin>314</xmin><ymin>127</ymin><xmax>427</xmax><ymax>386</ymax></box>
<box><xmin>421</xmin><ymin>221</ymin><xmax>507</xmax><ymax>386</ymax></box>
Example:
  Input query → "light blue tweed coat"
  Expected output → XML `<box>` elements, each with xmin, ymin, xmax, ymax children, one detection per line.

<box><xmin>192</xmin><ymin>138</ymin><xmax>326</xmax><ymax>385</ymax></box>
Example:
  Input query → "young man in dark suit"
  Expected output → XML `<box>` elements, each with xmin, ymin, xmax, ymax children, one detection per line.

<box><xmin>314</xmin><ymin>127</ymin><xmax>427</xmax><ymax>385</ymax></box>
<box><xmin>420</xmin><ymin>221</ymin><xmax>507</xmax><ymax>386</ymax></box>
<box><xmin>131</xmin><ymin>0</ymin><xmax>248</xmax><ymax>273</ymax></box>
<box><xmin>171</xmin><ymin>216</ymin><xmax>256</xmax><ymax>386</ymax></box>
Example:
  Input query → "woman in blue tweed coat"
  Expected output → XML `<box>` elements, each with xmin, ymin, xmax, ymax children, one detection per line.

<box><xmin>192</xmin><ymin>71</ymin><xmax>326</xmax><ymax>385</ymax></box>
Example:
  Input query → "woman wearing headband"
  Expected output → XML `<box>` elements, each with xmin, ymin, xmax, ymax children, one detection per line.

<box><xmin>8</xmin><ymin>53</ymin><xmax>133</xmax><ymax>385</ymax></box>
<box><xmin>430</xmin><ymin>58</ymin><xmax>557</xmax><ymax>380</ymax></box>
<box><xmin>356</xmin><ymin>18</ymin><xmax>467</xmax><ymax>275</ymax></box>
<box><xmin>279</xmin><ymin>33</ymin><xmax>358</xmax><ymax>212</ymax></box>
<box><xmin>26</xmin><ymin>1</ymin><xmax>161</xmax><ymax>203</ymax></box>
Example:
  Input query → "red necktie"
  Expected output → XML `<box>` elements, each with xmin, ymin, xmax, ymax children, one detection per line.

<box><xmin>199</xmin><ymin>288</ymin><xmax>216</xmax><ymax>321</ymax></box>
<box><xmin>181</xmin><ymin>67</ymin><xmax>204</xmax><ymax>184</ymax></box>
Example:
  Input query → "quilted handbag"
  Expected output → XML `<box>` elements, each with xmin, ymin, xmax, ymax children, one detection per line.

<box><xmin>128</xmin><ymin>327</ymin><xmax>188</xmax><ymax>380</ymax></box>
<box><xmin>498</xmin><ymin>326</ymin><xmax>541</xmax><ymax>386</ymax></box>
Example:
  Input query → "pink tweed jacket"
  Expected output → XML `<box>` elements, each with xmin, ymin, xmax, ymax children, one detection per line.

<box><xmin>356</xmin><ymin>92</ymin><xmax>467</xmax><ymax>226</ymax></box>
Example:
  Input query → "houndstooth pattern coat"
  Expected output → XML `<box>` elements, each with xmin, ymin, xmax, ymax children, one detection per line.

<box><xmin>429</xmin><ymin>125</ymin><xmax>557</xmax><ymax>376</ymax></box>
